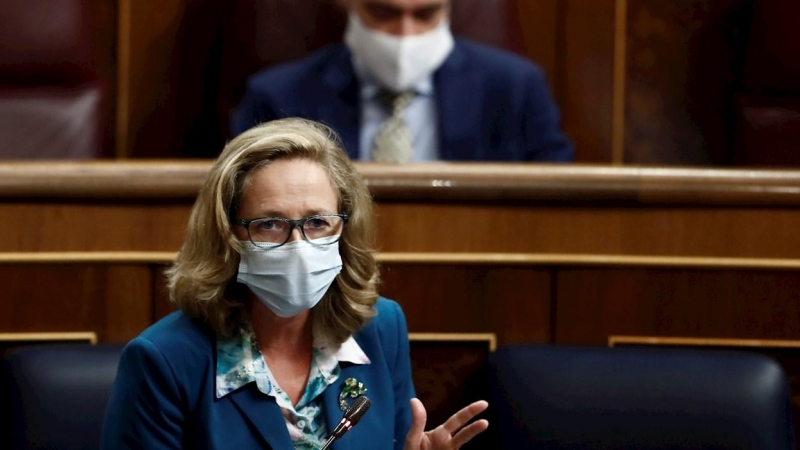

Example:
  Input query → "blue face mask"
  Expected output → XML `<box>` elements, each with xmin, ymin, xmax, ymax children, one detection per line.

<box><xmin>236</xmin><ymin>237</ymin><xmax>343</xmax><ymax>317</ymax></box>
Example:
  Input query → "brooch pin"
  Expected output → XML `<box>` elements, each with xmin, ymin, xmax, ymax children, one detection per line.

<box><xmin>338</xmin><ymin>377</ymin><xmax>368</xmax><ymax>411</ymax></box>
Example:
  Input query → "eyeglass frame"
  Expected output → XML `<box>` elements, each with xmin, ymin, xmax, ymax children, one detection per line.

<box><xmin>234</xmin><ymin>213</ymin><xmax>349</xmax><ymax>249</ymax></box>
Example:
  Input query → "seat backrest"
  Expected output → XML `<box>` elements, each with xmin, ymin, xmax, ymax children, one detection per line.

<box><xmin>1</xmin><ymin>344</ymin><xmax>123</xmax><ymax>449</ymax></box>
<box><xmin>489</xmin><ymin>344</ymin><xmax>796</xmax><ymax>450</ymax></box>
<box><xmin>0</xmin><ymin>0</ymin><xmax>114</xmax><ymax>159</ymax></box>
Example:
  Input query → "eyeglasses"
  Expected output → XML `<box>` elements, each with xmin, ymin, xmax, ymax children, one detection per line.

<box><xmin>235</xmin><ymin>213</ymin><xmax>349</xmax><ymax>249</ymax></box>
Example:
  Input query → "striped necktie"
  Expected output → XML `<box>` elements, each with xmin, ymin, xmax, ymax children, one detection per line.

<box><xmin>371</xmin><ymin>91</ymin><xmax>416</xmax><ymax>163</ymax></box>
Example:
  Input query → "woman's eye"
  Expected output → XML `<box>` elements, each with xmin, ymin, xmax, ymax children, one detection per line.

<box><xmin>256</xmin><ymin>220</ymin><xmax>287</xmax><ymax>232</ymax></box>
<box><xmin>258</xmin><ymin>220</ymin><xmax>276</xmax><ymax>230</ymax></box>
<box><xmin>306</xmin><ymin>218</ymin><xmax>329</xmax><ymax>229</ymax></box>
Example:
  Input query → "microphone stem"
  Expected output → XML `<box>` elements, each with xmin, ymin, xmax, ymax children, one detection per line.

<box><xmin>320</xmin><ymin>435</ymin><xmax>336</xmax><ymax>450</ymax></box>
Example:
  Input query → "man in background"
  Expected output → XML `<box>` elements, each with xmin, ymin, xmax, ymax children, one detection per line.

<box><xmin>231</xmin><ymin>0</ymin><xmax>573</xmax><ymax>163</ymax></box>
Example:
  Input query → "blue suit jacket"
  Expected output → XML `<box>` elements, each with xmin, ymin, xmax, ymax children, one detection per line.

<box><xmin>101</xmin><ymin>298</ymin><xmax>414</xmax><ymax>450</ymax></box>
<box><xmin>231</xmin><ymin>40</ymin><xmax>574</xmax><ymax>162</ymax></box>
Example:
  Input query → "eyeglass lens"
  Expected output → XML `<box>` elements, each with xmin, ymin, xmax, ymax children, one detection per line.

<box><xmin>247</xmin><ymin>215</ymin><xmax>344</xmax><ymax>247</ymax></box>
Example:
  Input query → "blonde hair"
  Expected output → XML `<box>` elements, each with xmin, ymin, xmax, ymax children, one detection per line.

<box><xmin>166</xmin><ymin>118</ymin><xmax>379</xmax><ymax>344</ymax></box>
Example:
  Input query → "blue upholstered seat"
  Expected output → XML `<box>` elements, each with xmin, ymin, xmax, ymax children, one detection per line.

<box><xmin>489</xmin><ymin>344</ymin><xmax>795</xmax><ymax>449</ymax></box>
<box><xmin>1</xmin><ymin>344</ymin><xmax>123</xmax><ymax>450</ymax></box>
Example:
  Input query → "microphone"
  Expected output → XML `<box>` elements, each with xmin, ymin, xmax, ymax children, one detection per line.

<box><xmin>320</xmin><ymin>395</ymin><xmax>371</xmax><ymax>450</ymax></box>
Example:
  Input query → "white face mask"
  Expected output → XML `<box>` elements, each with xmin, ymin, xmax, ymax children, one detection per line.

<box><xmin>344</xmin><ymin>12</ymin><xmax>455</xmax><ymax>92</ymax></box>
<box><xmin>237</xmin><ymin>237</ymin><xmax>343</xmax><ymax>318</ymax></box>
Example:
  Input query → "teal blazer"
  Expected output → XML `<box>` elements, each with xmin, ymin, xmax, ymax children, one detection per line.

<box><xmin>101</xmin><ymin>298</ymin><xmax>414</xmax><ymax>449</ymax></box>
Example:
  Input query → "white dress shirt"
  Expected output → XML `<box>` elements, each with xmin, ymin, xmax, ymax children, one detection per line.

<box><xmin>352</xmin><ymin>60</ymin><xmax>440</xmax><ymax>161</ymax></box>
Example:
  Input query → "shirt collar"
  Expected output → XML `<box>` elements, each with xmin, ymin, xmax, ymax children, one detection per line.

<box><xmin>215</xmin><ymin>324</ymin><xmax>370</xmax><ymax>399</ymax></box>
<box><xmin>351</xmin><ymin>56</ymin><xmax>434</xmax><ymax>102</ymax></box>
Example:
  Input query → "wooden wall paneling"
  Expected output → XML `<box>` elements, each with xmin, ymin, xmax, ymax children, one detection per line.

<box><xmin>516</xmin><ymin>0</ymin><xmax>560</xmax><ymax>96</ymax></box>
<box><xmin>85</xmin><ymin>0</ymin><xmax>119</xmax><ymax>158</ymax></box>
<box><xmin>104</xmin><ymin>264</ymin><xmax>159</xmax><ymax>343</ymax></box>
<box><xmin>116</xmin><ymin>0</ymin><xmax>131</xmax><ymax>158</ymax></box>
<box><xmin>0</xmin><ymin>264</ymin><xmax>154</xmax><ymax>344</ymax></box>
<box><xmin>375</xmin><ymin>202</ymin><xmax>800</xmax><ymax>258</ymax></box>
<box><xmin>624</xmin><ymin>0</ymin><xmax>753</xmax><ymax>165</ymax></box>
<box><xmin>0</xmin><ymin>202</ymin><xmax>192</xmax><ymax>252</ymax></box>
<box><xmin>154</xmin><ymin>261</ymin><xmax>553</xmax><ymax>346</ymax></box>
<box><xmin>6</xmin><ymin>258</ymin><xmax>800</xmax><ymax>350</ymax></box>
<box><xmin>379</xmin><ymin>263</ymin><xmax>553</xmax><ymax>346</ymax></box>
<box><xmin>119</xmin><ymin>0</ymin><xmax>226</xmax><ymax>158</ymax></box>
<box><xmin>3</xmin><ymin>162</ymin><xmax>800</xmax><ymax>257</ymax></box>
<box><xmin>3</xmin><ymin>162</ymin><xmax>800</xmax><ymax>258</ymax></box>
<box><xmin>562</xmin><ymin>0</ymin><xmax>617</xmax><ymax>163</ymax></box>
<box><xmin>118</xmin><ymin>0</ymin><xmax>185</xmax><ymax>158</ymax></box>
<box><xmin>555</xmin><ymin>267</ymin><xmax>800</xmax><ymax>345</ymax></box>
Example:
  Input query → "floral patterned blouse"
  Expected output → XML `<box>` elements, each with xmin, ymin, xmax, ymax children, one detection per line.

<box><xmin>216</xmin><ymin>325</ymin><xmax>370</xmax><ymax>450</ymax></box>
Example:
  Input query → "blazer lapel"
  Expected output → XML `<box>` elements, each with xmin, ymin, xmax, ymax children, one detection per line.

<box><xmin>322</xmin><ymin>363</ymin><xmax>386</xmax><ymax>450</ymax></box>
<box><xmin>323</xmin><ymin>371</ymin><xmax>351</xmax><ymax>450</ymax></box>
<box><xmin>435</xmin><ymin>41</ymin><xmax>485</xmax><ymax>160</ymax></box>
<box><xmin>227</xmin><ymin>385</ymin><xmax>293</xmax><ymax>450</ymax></box>
<box><xmin>319</xmin><ymin>46</ymin><xmax>361</xmax><ymax>159</ymax></box>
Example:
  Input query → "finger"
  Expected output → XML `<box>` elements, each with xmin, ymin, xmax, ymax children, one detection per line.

<box><xmin>442</xmin><ymin>400</ymin><xmax>489</xmax><ymax>435</ymax></box>
<box><xmin>405</xmin><ymin>398</ymin><xmax>427</xmax><ymax>446</ymax></box>
<box><xmin>451</xmin><ymin>419</ymin><xmax>489</xmax><ymax>449</ymax></box>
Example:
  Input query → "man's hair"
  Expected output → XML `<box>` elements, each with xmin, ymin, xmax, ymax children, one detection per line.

<box><xmin>166</xmin><ymin>118</ymin><xmax>379</xmax><ymax>344</ymax></box>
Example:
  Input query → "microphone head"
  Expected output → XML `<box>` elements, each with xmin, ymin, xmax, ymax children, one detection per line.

<box><xmin>331</xmin><ymin>395</ymin><xmax>372</xmax><ymax>439</ymax></box>
<box><xmin>344</xmin><ymin>395</ymin><xmax>371</xmax><ymax>426</ymax></box>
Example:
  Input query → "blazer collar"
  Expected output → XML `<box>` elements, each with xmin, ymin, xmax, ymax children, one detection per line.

<box><xmin>434</xmin><ymin>40</ymin><xmax>485</xmax><ymax>160</ymax></box>
<box><xmin>227</xmin><ymin>385</ymin><xmax>293</xmax><ymax>450</ymax></box>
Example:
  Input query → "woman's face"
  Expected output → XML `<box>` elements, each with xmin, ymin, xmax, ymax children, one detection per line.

<box><xmin>234</xmin><ymin>158</ymin><xmax>339</xmax><ymax>243</ymax></box>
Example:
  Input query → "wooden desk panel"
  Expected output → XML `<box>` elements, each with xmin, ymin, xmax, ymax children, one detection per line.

<box><xmin>0</xmin><ymin>203</ymin><xmax>191</xmax><ymax>252</ymax></box>
<box><xmin>7</xmin><ymin>256</ymin><xmax>800</xmax><ymax>349</ymax></box>
<box><xmin>1</xmin><ymin>162</ymin><xmax>800</xmax><ymax>346</ymax></box>
<box><xmin>2</xmin><ymin>162</ymin><xmax>800</xmax><ymax>260</ymax></box>
<box><xmin>556</xmin><ymin>267</ymin><xmax>800</xmax><ymax>345</ymax></box>
<box><xmin>2</xmin><ymin>201</ymin><xmax>799</xmax><ymax>261</ymax></box>
<box><xmin>152</xmin><ymin>261</ymin><xmax>553</xmax><ymax>346</ymax></box>
<box><xmin>379</xmin><ymin>264</ymin><xmax>552</xmax><ymax>345</ymax></box>
<box><xmin>375</xmin><ymin>203</ymin><xmax>800</xmax><ymax>257</ymax></box>
<box><xmin>0</xmin><ymin>263</ymin><xmax>154</xmax><ymax>343</ymax></box>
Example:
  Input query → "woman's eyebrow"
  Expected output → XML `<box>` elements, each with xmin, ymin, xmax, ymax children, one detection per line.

<box><xmin>249</xmin><ymin>208</ymin><xmax>334</xmax><ymax>218</ymax></box>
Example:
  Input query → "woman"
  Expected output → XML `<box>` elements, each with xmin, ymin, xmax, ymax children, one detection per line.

<box><xmin>101</xmin><ymin>118</ymin><xmax>488</xmax><ymax>449</ymax></box>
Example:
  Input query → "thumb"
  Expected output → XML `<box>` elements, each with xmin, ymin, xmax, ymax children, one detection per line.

<box><xmin>405</xmin><ymin>398</ymin><xmax>427</xmax><ymax>446</ymax></box>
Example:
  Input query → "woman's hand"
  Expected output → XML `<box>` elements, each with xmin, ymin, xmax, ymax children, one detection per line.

<box><xmin>403</xmin><ymin>398</ymin><xmax>489</xmax><ymax>450</ymax></box>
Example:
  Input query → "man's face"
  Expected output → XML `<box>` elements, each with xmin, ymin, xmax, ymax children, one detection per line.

<box><xmin>349</xmin><ymin>0</ymin><xmax>449</xmax><ymax>36</ymax></box>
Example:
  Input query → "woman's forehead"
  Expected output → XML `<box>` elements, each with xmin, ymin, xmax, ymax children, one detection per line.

<box><xmin>240</xmin><ymin>159</ymin><xmax>338</xmax><ymax>216</ymax></box>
